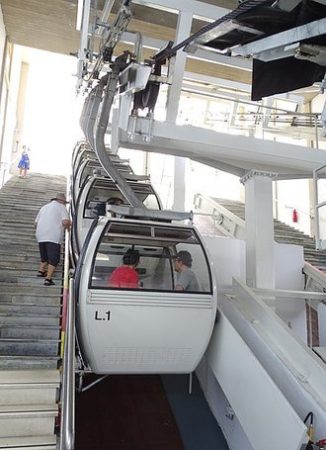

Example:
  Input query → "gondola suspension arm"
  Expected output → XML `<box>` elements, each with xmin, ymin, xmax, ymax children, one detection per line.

<box><xmin>85</xmin><ymin>77</ymin><xmax>108</xmax><ymax>151</ymax></box>
<box><xmin>94</xmin><ymin>55</ymin><xmax>144</xmax><ymax>208</ymax></box>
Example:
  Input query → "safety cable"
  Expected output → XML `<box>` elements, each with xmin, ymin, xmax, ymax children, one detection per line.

<box><xmin>154</xmin><ymin>0</ymin><xmax>274</xmax><ymax>63</ymax></box>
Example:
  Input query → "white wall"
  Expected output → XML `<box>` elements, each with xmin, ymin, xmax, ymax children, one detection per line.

<box><xmin>0</xmin><ymin>6</ymin><xmax>6</xmax><ymax>73</ymax></box>
<box><xmin>1</xmin><ymin>46</ymin><xmax>22</xmax><ymax>169</ymax></box>
<box><xmin>196</xmin><ymin>356</ymin><xmax>254</xmax><ymax>450</ymax></box>
<box><xmin>275</xmin><ymin>179</ymin><xmax>311</xmax><ymax>235</ymax></box>
<box><xmin>0</xmin><ymin>5</ymin><xmax>7</xmax><ymax>172</ymax></box>
<box><xmin>196</xmin><ymin>236</ymin><xmax>309</xmax><ymax>449</ymax></box>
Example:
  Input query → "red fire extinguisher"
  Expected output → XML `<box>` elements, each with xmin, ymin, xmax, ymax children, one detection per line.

<box><xmin>292</xmin><ymin>208</ymin><xmax>298</xmax><ymax>223</ymax></box>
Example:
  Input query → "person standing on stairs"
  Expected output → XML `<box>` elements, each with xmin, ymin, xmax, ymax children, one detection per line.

<box><xmin>35</xmin><ymin>193</ymin><xmax>71</xmax><ymax>286</ymax></box>
<box><xmin>17</xmin><ymin>145</ymin><xmax>30</xmax><ymax>178</ymax></box>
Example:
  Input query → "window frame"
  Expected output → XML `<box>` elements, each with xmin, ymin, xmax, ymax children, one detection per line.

<box><xmin>89</xmin><ymin>220</ymin><xmax>213</xmax><ymax>294</ymax></box>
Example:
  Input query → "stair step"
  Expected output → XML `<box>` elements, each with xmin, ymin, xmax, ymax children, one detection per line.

<box><xmin>0</xmin><ymin>326</ymin><xmax>60</xmax><ymax>340</ymax></box>
<box><xmin>0</xmin><ymin>280</ymin><xmax>63</xmax><ymax>292</ymax></box>
<box><xmin>0</xmin><ymin>283</ymin><xmax>62</xmax><ymax>296</ymax></box>
<box><xmin>0</xmin><ymin>304</ymin><xmax>60</xmax><ymax>315</ymax></box>
<box><xmin>0</xmin><ymin>403</ymin><xmax>57</xmax><ymax>413</ymax></box>
<box><xmin>0</xmin><ymin>339</ymin><xmax>60</xmax><ymax>357</ymax></box>
<box><xmin>0</xmin><ymin>296</ymin><xmax>61</xmax><ymax>306</ymax></box>
<box><xmin>0</xmin><ymin>356</ymin><xmax>60</xmax><ymax>370</ymax></box>
<box><xmin>0</xmin><ymin>270</ymin><xmax>64</xmax><ymax>280</ymax></box>
<box><xmin>0</xmin><ymin>434</ymin><xmax>56</xmax><ymax>449</ymax></box>
<box><xmin>0</xmin><ymin>314</ymin><xmax>60</xmax><ymax>327</ymax></box>
<box><xmin>0</xmin><ymin>386</ymin><xmax>58</xmax><ymax>407</ymax></box>
<box><xmin>0</xmin><ymin>368</ymin><xmax>60</xmax><ymax>407</ymax></box>
<box><xmin>0</xmin><ymin>369</ymin><xmax>60</xmax><ymax>384</ymax></box>
<box><xmin>0</xmin><ymin>404</ymin><xmax>57</xmax><ymax>438</ymax></box>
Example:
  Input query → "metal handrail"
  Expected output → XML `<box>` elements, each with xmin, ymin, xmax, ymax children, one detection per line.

<box><xmin>193</xmin><ymin>193</ymin><xmax>246</xmax><ymax>239</ymax></box>
<box><xmin>303</xmin><ymin>261</ymin><xmax>326</xmax><ymax>293</ymax></box>
<box><xmin>59</xmin><ymin>277</ymin><xmax>75</xmax><ymax>450</ymax></box>
<box><xmin>59</xmin><ymin>227</ymin><xmax>75</xmax><ymax>450</ymax></box>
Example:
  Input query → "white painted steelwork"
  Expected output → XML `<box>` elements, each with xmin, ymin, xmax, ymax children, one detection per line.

<box><xmin>207</xmin><ymin>311</ymin><xmax>307</xmax><ymax>450</ymax></box>
<box><xmin>233</xmin><ymin>18</ymin><xmax>326</xmax><ymax>62</ymax></box>
<box><xmin>117</xmin><ymin>116</ymin><xmax>326</xmax><ymax>178</ymax></box>
<box><xmin>219</xmin><ymin>277</ymin><xmax>326</xmax><ymax>441</ymax></box>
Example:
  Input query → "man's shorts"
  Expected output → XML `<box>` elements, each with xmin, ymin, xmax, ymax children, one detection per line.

<box><xmin>39</xmin><ymin>242</ymin><xmax>61</xmax><ymax>266</ymax></box>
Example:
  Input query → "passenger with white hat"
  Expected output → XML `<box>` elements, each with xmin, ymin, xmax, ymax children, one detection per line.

<box><xmin>35</xmin><ymin>193</ymin><xmax>71</xmax><ymax>286</ymax></box>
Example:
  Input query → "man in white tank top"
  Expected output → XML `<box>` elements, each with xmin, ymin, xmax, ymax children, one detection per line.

<box><xmin>35</xmin><ymin>193</ymin><xmax>71</xmax><ymax>286</ymax></box>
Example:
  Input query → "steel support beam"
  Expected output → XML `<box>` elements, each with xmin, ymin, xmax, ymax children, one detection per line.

<box><xmin>131</xmin><ymin>0</ymin><xmax>229</xmax><ymax>21</ymax></box>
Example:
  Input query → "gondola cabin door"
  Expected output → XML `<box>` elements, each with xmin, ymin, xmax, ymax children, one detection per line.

<box><xmin>76</xmin><ymin>218</ymin><xmax>217</xmax><ymax>374</ymax></box>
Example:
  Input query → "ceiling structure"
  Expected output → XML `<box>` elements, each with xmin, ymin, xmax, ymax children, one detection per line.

<box><xmin>0</xmin><ymin>0</ymin><xmax>271</xmax><ymax>99</ymax></box>
<box><xmin>0</xmin><ymin>0</ymin><xmax>324</xmax><ymax>105</ymax></box>
<box><xmin>0</xmin><ymin>0</ymin><xmax>239</xmax><ymax>55</ymax></box>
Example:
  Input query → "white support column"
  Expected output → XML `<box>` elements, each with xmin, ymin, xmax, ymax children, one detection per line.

<box><xmin>262</xmin><ymin>97</ymin><xmax>274</xmax><ymax>128</ymax></box>
<box><xmin>241</xmin><ymin>170</ymin><xmax>276</xmax><ymax>289</ymax></box>
<box><xmin>167</xmin><ymin>11</ymin><xmax>192</xmax><ymax>211</ymax></box>
<box><xmin>173</xmin><ymin>156</ymin><xmax>186</xmax><ymax>211</ymax></box>
<box><xmin>228</xmin><ymin>100</ymin><xmax>238</xmax><ymax>128</ymax></box>
<box><xmin>77</xmin><ymin>0</ymin><xmax>91</xmax><ymax>85</ymax></box>
<box><xmin>166</xmin><ymin>11</ymin><xmax>193</xmax><ymax>123</ymax></box>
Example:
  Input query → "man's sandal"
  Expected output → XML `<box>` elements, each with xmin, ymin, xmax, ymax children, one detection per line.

<box><xmin>44</xmin><ymin>278</ymin><xmax>55</xmax><ymax>286</ymax></box>
<box><xmin>37</xmin><ymin>271</ymin><xmax>47</xmax><ymax>277</ymax></box>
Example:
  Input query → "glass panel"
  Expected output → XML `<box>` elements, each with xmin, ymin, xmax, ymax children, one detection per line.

<box><xmin>83</xmin><ymin>179</ymin><xmax>161</xmax><ymax>217</ymax></box>
<box><xmin>83</xmin><ymin>180</ymin><xmax>120</xmax><ymax>218</ymax></box>
<box><xmin>91</xmin><ymin>224</ymin><xmax>212</xmax><ymax>294</ymax></box>
<box><xmin>80</xmin><ymin>162</ymin><xmax>100</xmax><ymax>188</ymax></box>
<box><xmin>142</xmin><ymin>193</ymin><xmax>160</xmax><ymax>210</ymax></box>
<box><xmin>174</xmin><ymin>243</ymin><xmax>211</xmax><ymax>293</ymax></box>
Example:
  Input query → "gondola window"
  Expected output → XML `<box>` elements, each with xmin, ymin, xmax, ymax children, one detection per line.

<box><xmin>90</xmin><ymin>222</ymin><xmax>212</xmax><ymax>294</ymax></box>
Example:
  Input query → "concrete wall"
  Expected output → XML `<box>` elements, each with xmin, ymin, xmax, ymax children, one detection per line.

<box><xmin>0</xmin><ymin>4</ymin><xmax>7</xmax><ymax>179</ymax></box>
<box><xmin>1</xmin><ymin>46</ymin><xmax>24</xmax><ymax>175</ymax></box>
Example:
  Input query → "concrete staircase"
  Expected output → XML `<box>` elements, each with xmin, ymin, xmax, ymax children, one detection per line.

<box><xmin>0</xmin><ymin>172</ymin><xmax>67</xmax><ymax>449</ymax></box>
<box><xmin>198</xmin><ymin>195</ymin><xmax>326</xmax><ymax>270</ymax></box>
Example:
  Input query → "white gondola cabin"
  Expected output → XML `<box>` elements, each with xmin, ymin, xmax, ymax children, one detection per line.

<box><xmin>71</xmin><ymin>176</ymin><xmax>162</xmax><ymax>261</ymax></box>
<box><xmin>75</xmin><ymin>214</ymin><xmax>217</xmax><ymax>374</ymax></box>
